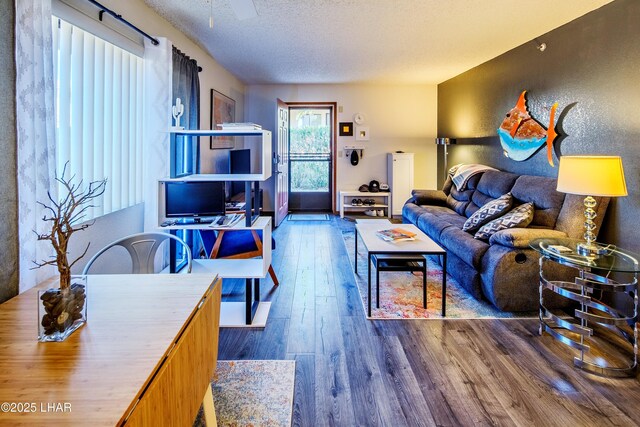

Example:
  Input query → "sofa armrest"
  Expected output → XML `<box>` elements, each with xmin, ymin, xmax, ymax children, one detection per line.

<box><xmin>409</xmin><ymin>189</ymin><xmax>448</xmax><ymax>206</ymax></box>
<box><xmin>489</xmin><ymin>228</ymin><xmax>569</xmax><ymax>249</ymax></box>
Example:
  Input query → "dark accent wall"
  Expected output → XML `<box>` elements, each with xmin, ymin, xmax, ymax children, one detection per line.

<box><xmin>438</xmin><ymin>0</ymin><xmax>640</xmax><ymax>253</ymax></box>
<box><xmin>0</xmin><ymin>2</ymin><xmax>18</xmax><ymax>303</ymax></box>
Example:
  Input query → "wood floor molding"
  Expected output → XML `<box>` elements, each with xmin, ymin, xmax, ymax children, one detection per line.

<box><xmin>218</xmin><ymin>217</ymin><xmax>640</xmax><ymax>426</ymax></box>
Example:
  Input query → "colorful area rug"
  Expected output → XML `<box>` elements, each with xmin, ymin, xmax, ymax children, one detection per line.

<box><xmin>288</xmin><ymin>214</ymin><xmax>330</xmax><ymax>221</ymax></box>
<box><xmin>343</xmin><ymin>231</ymin><xmax>535</xmax><ymax>319</ymax></box>
<box><xmin>194</xmin><ymin>360</ymin><xmax>295</xmax><ymax>427</ymax></box>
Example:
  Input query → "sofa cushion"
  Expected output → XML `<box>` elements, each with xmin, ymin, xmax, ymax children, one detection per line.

<box><xmin>421</xmin><ymin>206</ymin><xmax>467</xmax><ymax>228</ymax></box>
<box><xmin>402</xmin><ymin>203</ymin><xmax>428</xmax><ymax>225</ymax></box>
<box><xmin>410</xmin><ymin>189</ymin><xmax>448</xmax><ymax>206</ymax></box>
<box><xmin>440</xmin><ymin>227</ymin><xmax>490</xmax><ymax>268</ymax></box>
<box><xmin>474</xmin><ymin>203</ymin><xmax>534</xmax><ymax>240</ymax></box>
<box><xmin>510</xmin><ymin>175</ymin><xmax>565</xmax><ymax>228</ymax></box>
<box><xmin>489</xmin><ymin>228</ymin><xmax>569</xmax><ymax>249</ymax></box>
<box><xmin>436</xmin><ymin>212</ymin><xmax>467</xmax><ymax>229</ymax></box>
<box><xmin>462</xmin><ymin>192</ymin><xmax>513</xmax><ymax>232</ymax></box>
<box><xmin>464</xmin><ymin>171</ymin><xmax>520</xmax><ymax>217</ymax></box>
<box><xmin>446</xmin><ymin>173</ymin><xmax>483</xmax><ymax>216</ymax></box>
<box><xmin>416</xmin><ymin>213</ymin><xmax>456</xmax><ymax>241</ymax></box>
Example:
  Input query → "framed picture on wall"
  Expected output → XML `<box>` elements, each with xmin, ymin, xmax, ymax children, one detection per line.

<box><xmin>210</xmin><ymin>89</ymin><xmax>236</xmax><ymax>149</ymax></box>
<box><xmin>339</xmin><ymin>122</ymin><xmax>354</xmax><ymax>136</ymax></box>
<box><xmin>355</xmin><ymin>126</ymin><xmax>370</xmax><ymax>141</ymax></box>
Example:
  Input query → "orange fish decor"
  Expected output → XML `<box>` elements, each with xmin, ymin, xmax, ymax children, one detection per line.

<box><xmin>498</xmin><ymin>90</ymin><xmax>558</xmax><ymax>166</ymax></box>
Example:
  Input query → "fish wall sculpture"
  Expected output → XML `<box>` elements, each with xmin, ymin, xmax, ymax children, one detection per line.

<box><xmin>498</xmin><ymin>90</ymin><xmax>558</xmax><ymax>166</ymax></box>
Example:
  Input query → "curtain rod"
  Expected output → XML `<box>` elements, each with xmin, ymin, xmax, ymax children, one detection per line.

<box><xmin>173</xmin><ymin>47</ymin><xmax>203</xmax><ymax>73</ymax></box>
<box><xmin>86</xmin><ymin>0</ymin><xmax>203</xmax><ymax>72</ymax></box>
<box><xmin>87</xmin><ymin>0</ymin><xmax>160</xmax><ymax>46</ymax></box>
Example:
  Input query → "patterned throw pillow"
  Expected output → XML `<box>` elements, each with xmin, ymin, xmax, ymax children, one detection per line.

<box><xmin>474</xmin><ymin>202</ymin><xmax>535</xmax><ymax>240</ymax></box>
<box><xmin>462</xmin><ymin>192</ymin><xmax>513</xmax><ymax>232</ymax></box>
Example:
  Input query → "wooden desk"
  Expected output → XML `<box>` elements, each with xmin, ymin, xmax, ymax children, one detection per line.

<box><xmin>0</xmin><ymin>274</ymin><xmax>221</xmax><ymax>426</ymax></box>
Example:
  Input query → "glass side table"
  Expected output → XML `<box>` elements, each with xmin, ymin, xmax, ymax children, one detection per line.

<box><xmin>530</xmin><ymin>237</ymin><xmax>639</xmax><ymax>377</ymax></box>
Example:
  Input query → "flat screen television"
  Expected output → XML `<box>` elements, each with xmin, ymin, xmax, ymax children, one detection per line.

<box><xmin>229</xmin><ymin>149</ymin><xmax>251</xmax><ymax>196</ymax></box>
<box><xmin>165</xmin><ymin>181</ymin><xmax>226</xmax><ymax>221</ymax></box>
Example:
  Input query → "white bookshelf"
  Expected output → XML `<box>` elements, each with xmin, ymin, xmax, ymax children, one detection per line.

<box><xmin>170</xmin><ymin>129</ymin><xmax>272</xmax><ymax>180</ymax></box>
<box><xmin>163</xmin><ymin>128</ymin><xmax>275</xmax><ymax>326</ymax></box>
<box><xmin>190</xmin><ymin>216</ymin><xmax>272</xmax><ymax>279</ymax></box>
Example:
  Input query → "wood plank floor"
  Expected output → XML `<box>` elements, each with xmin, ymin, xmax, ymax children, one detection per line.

<box><xmin>218</xmin><ymin>216</ymin><xmax>640</xmax><ymax>427</ymax></box>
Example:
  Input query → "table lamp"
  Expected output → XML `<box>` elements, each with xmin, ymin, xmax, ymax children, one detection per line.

<box><xmin>435</xmin><ymin>138</ymin><xmax>456</xmax><ymax>181</ymax></box>
<box><xmin>556</xmin><ymin>155</ymin><xmax>627</xmax><ymax>256</ymax></box>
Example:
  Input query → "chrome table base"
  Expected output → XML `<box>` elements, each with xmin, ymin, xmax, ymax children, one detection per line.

<box><xmin>539</xmin><ymin>257</ymin><xmax>638</xmax><ymax>377</ymax></box>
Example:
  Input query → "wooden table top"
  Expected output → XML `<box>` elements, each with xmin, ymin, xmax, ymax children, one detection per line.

<box><xmin>0</xmin><ymin>274</ymin><xmax>218</xmax><ymax>426</ymax></box>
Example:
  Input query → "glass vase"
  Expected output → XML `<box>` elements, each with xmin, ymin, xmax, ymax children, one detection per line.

<box><xmin>38</xmin><ymin>276</ymin><xmax>87</xmax><ymax>342</ymax></box>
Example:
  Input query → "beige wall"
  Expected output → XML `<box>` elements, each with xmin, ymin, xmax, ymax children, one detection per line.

<box><xmin>245</xmin><ymin>84</ymin><xmax>438</xmax><ymax>211</ymax></box>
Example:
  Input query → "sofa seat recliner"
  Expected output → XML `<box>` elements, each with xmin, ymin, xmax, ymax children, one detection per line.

<box><xmin>402</xmin><ymin>168</ymin><xmax>610</xmax><ymax>312</ymax></box>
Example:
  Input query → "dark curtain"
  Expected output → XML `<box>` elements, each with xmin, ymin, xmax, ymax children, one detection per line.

<box><xmin>171</xmin><ymin>46</ymin><xmax>200</xmax><ymax>178</ymax></box>
<box><xmin>170</xmin><ymin>47</ymin><xmax>201</xmax><ymax>266</ymax></box>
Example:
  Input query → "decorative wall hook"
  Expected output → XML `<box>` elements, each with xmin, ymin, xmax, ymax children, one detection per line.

<box><xmin>344</xmin><ymin>145</ymin><xmax>365</xmax><ymax>162</ymax></box>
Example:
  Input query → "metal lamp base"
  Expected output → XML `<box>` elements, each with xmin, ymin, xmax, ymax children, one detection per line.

<box><xmin>576</xmin><ymin>242</ymin><xmax>607</xmax><ymax>256</ymax></box>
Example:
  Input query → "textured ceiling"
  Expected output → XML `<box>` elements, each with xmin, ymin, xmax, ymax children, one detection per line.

<box><xmin>143</xmin><ymin>0</ymin><xmax>613</xmax><ymax>85</ymax></box>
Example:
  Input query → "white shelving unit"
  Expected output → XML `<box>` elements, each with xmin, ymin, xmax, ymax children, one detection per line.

<box><xmin>164</xmin><ymin>128</ymin><xmax>274</xmax><ymax>326</ymax></box>
<box><xmin>170</xmin><ymin>129</ymin><xmax>272</xmax><ymax>180</ymax></box>
<box><xmin>189</xmin><ymin>216</ymin><xmax>272</xmax><ymax>279</ymax></box>
<box><xmin>339</xmin><ymin>190</ymin><xmax>391</xmax><ymax>218</ymax></box>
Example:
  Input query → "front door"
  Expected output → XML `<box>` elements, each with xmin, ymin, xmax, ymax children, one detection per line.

<box><xmin>288</xmin><ymin>106</ymin><xmax>333</xmax><ymax>211</ymax></box>
<box><xmin>274</xmin><ymin>99</ymin><xmax>290</xmax><ymax>227</ymax></box>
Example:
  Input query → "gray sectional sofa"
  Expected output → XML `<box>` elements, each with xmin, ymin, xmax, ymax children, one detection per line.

<box><xmin>402</xmin><ymin>169</ymin><xmax>610</xmax><ymax>311</ymax></box>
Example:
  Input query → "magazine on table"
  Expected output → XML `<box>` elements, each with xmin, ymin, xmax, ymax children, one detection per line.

<box><xmin>376</xmin><ymin>228</ymin><xmax>417</xmax><ymax>242</ymax></box>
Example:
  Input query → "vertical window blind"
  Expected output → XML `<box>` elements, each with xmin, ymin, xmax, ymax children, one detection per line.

<box><xmin>52</xmin><ymin>17</ymin><xmax>144</xmax><ymax>219</ymax></box>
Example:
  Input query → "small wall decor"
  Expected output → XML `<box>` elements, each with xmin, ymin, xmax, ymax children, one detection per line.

<box><xmin>355</xmin><ymin>126</ymin><xmax>370</xmax><ymax>141</ymax></box>
<box><xmin>210</xmin><ymin>89</ymin><xmax>236</xmax><ymax>149</ymax></box>
<box><xmin>339</xmin><ymin>122</ymin><xmax>353</xmax><ymax>136</ymax></box>
<box><xmin>171</xmin><ymin>98</ymin><xmax>184</xmax><ymax>130</ymax></box>
<box><xmin>497</xmin><ymin>90</ymin><xmax>558</xmax><ymax>166</ymax></box>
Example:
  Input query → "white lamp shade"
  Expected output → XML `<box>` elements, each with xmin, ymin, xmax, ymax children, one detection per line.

<box><xmin>556</xmin><ymin>156</ymin><xmax>628</xmax><ymax>197</ymax></box>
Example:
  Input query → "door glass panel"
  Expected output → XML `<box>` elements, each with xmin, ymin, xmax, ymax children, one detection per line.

<box><xmin>291</xmin><ymin>159</ymin><xmax>329</xmax><ymax>192</ymax></box>
<box><xmin>289</xmin><ymin>108</ymin><xmax>331</xmax><ymax>193</ymax></box>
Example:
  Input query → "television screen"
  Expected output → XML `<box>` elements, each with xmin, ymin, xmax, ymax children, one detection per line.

<box><xmin>229</xmin><ymin>149</ymin><xmax>251</xmax><ymax>196</ymax></box>
<box><xmin>165</xmin><ymin>181</ymin><xmax>226</xmax><ymax>218</ymax></box>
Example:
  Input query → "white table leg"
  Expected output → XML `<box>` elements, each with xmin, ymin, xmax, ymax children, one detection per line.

<box><xmin>203</xmin><ymin>384</ymin><xmax>217</xmax><ymax>426</ymax></box>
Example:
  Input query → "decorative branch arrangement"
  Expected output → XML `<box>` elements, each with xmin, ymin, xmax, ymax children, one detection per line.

<box><xmin>33</xmin><ymin>163</ymin><xmax>107</xmax><ymax>290</ymax></box>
